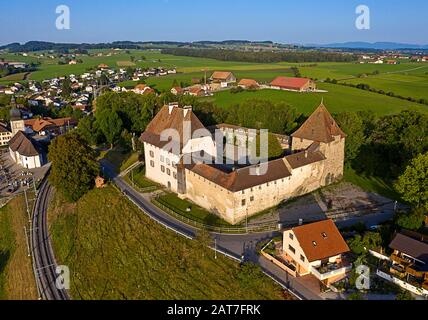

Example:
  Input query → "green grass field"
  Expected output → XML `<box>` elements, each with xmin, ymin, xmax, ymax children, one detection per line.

<box><xmin>202</xmin><ymin>83</ymin><xmax>427</xmax><ymax>116</ymax></box>
<box><xmin>0</xmin><ymin>196</ymin><xmax>37</xmax><ymax>300</ymax></box>
<box><xmin>49</xmin><ymin>186</ymin><xmax>287</xmax><ymax>300</ymax></box>
<box><xmin>2</xmin><ymin>49</ymin><xmax>427</xmax><ymax>116</ymax></box>
<box><xmin>344</xmin><ymin>167</ymin><xmax>401</xmax><ymax>201</ymax></box>
<box><xmin>156</xmin><ymin>192</ymin><xmax>233</xmax><ymax>227</ymax></box>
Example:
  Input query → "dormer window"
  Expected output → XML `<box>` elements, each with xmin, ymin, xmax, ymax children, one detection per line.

<box><xmin>322</xmin><ymin>232</ymin><xmax>328</xmax><ymax>239</ymax></box>
<box><xmin>312</xmin><ymin>241</ymin><xmax>317</xmax><ymax>247</ymax></box>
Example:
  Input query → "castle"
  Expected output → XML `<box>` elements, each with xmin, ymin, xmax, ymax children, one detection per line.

<box><xmin>140</xmin><ymin>102</ymin><xmax>346</xmax><ymax>225</ymax></box>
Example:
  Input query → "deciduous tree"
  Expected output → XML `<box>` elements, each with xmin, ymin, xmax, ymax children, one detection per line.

<box><xmin>48</xmin><ymin>133</ymin><xmax>99</xmax><ymax>202</ymax></box>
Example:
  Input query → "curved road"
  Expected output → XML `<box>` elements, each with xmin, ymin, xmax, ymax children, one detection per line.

<box><xmin>31</xmin><ymin>178</ymin><xmax>70</xmax><ymax>300</ymax></box>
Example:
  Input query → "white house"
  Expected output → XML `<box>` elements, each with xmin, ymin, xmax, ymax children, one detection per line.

<box><xmin>282</xmin><ymin>219</ymin><xmax>351</xmax><ymax>285</ymax></box>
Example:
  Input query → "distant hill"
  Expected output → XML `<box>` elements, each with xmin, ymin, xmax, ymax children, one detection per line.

<box><xmin>0</xmin><ymin>40</ymin><xmax>282</xmax><ymax>53</ymax></box>
<box><xmin>311</xmin><ymin>42</ymin><xmax>428</xmax><ymax>50</ymax></box>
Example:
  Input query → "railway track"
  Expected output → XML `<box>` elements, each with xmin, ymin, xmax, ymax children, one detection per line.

<box><xmin>30</xmin><ymin>179</ymin><xmax>70</xmax><ymax>300</ymax></box>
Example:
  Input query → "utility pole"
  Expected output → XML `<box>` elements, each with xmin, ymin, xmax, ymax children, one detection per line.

<box><xmin>24</xmin><ymin>226</ymin><xmax>31</xmax><ymax>257</ymax></box>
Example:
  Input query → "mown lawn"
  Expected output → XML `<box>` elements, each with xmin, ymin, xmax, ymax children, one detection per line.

<box><xmin>344</xmin><ymin>167</ymin><xmax>402</xmax><ymax>201</ymax></box>
<box><xmin>156</xmin><ymin>192</ymin><xmax>233</xmax><ymax>227</ymax></box>
<box><xmin>49</xmin><ymin>186</ymin><xmax>287</xmax><ymax>300</ymax></box>
<box><xmin>126</xmin><ymin>166</ymin><xmax>159</xmax><ymax>190</ymax></box>
<box><xmin>202</xmin><ymin>83</ymin><xmax>427</xmax><ymax>116</ymax></box>
<box><xmin>0</xmin><ymin>196</ymin><xmax>38</xmax><ymax>300</ymax></box>
<box><xmin>98</xmin><ymin>147</ymin><xmax>140</xmax><ymax>173</ymax></box>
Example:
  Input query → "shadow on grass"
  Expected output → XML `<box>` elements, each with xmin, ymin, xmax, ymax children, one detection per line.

<box><xmin>0</xmin><ymin>250</ymin><xmax>10</xmax><ymax>275</ymax></box>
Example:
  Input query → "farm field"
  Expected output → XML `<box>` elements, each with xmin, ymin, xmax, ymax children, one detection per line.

<box><xmin>1</xmin><ymin>49</ymin><xmax>428</xmax><ymax>115</ymax></box>
<box><xmin>49</xmin><ymin>185</ymin><xmax>288</xmax><ymax>300</ymax></box>
<box><xmin>202</xmin><ymin>83</ymin><xmax>427</xmax><ymax>116</ymax></box>
<box><xmin>340</xmin><ymin>69</ymin><xmax>428</xmax><ymax>101</ymax></box>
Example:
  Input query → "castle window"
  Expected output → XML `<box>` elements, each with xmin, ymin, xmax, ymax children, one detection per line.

<box><xmin>173</xmin><ymin>173</ymin><xmax>177</xmax><ymax>179</ymax></box>
<box><xmin>289</xmin><ymin>233</ymin><xmax>294</xmax><ymax>240</ymax></box>
<box><xmin>161</xmin><ymin>165</ymin><xmax>165</xmax><ymax>173</ymax></box>
<box><xmin>167</xmin><ymin>168</ymin><xmax>171</xmax><ymax>176</ymax></box>
<box><xmin>250</xmin><ymin>196</ymin><xmax>254</xmax><ymax>202</ymax></box>
<box><xmin>160</xmin><ymin>155</ymin><xmax>165</xmax><ymax>163</ymax></box>
<box><xmin>288</xmin><ymin>245</ymin><xmax>296</xmax><ymax>254</ymax></box>
<box><xmin>241</xmin><ymin>199</ymin><xmax>246</xmax><ymax>206</ymax></box>
<box><xmin>150</xmin><ymin>151</ymin><xmax>154</xmax><ymax>158</ymax></box>
<box><xmin>150</xmin><ymin>160</ymin><xmax>155</xmax><ymax>168</ymax></box>
<box><xmin>166</xmin><ymin>158</ymin><xmax>171</xmax><ymax>165</ymax></box>
<box><xmin>300</xmin><ymin>255</ymin><xmax>305</xmax><ymax>262</ymax></box>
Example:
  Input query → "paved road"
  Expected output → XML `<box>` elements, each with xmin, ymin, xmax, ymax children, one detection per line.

<box><xmin>31</xmin><ymin>178</ymin><xmax>70</xmax><ymax>300</ymax></box>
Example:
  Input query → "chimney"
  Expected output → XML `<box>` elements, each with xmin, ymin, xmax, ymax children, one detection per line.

<box><xmin>183</xmin><ymin>105</ymin><xmax>192</xmax><ymax>117</ymax></box>
<box><xmin>168</xmin><ymin>102</ymin><xmax>178</xmax><ymax>115</ymax></box>
<box><xmin>304</xmin><ymin>150</ymin><xmax>308</xmax><ymax>158</ymax></box>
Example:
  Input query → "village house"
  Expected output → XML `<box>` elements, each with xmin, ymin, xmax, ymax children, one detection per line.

<box><xmin>141</xmin><ymin>102</ymin><xmax>346</xmax><ymax>225</ymax></box>
<box><xmin>375</xmin><ymin>232</ymin><xmax>428</xmax><ymax>296</ymax></box>
<box><xmin>238</xmin><ymin>79</ymin><xmax>259</xmax><ymax>89</ymax></box>
<box><xmin>270</xmin><ymin>77</ymin><xmax>316</xmax><ymax>92</ymax></box>
<box><xmin>171</xmin><ymin>87</ymin><xmax>184</xmax><ymax>95</ymax></box>
<box><xmin>210</xmin><ymin>71</ymin><xmax>237</xmax><ymax>88</ymax></box>
<box><xmin>24</xmin><ymin>117</ymin><xmax>78</xmax><ymax>137</ymax></box>
<box><xmin>133</xmin><ymin>84</ymin><xmax>155</xmax><ymax>95</ymax></box>
<box><xmin>98</xmin><ymin>63</ymin><xmax>109</xmax><ymax>70</ymax></box>
<box><xmin>282</xmin><ymin>219</ymin><xmax>351</xmax><ymax>285</ymax></box>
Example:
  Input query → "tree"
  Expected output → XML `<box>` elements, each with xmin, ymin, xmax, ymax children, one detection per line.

<box><xmin>171</xmin><ymin>79</ymin><xmax>179</xmax><ymax>88</ymax></box>
<box><xmin>61</xmin><ymin>77</ymin><xmax>72</xmax><ymax>98</ymax></box>
<box><xmin>96</xmin><ymin>109</ymin><xmax>123</xmax><ymax>149</ymax></box>
<box><xmin>335</xmin><ymin>112</ymin><xmax>365</xmax><ymax>163</ymax></box>
<box><xmin>396</xmin><ymin>208</ymin><xmax>426</xmax><ymax>231</ymax></box>
<box><xmin>255</xmin><ymin>132</ymin><xmax>284</xmax><ymax>160</ymax></box>
<box><xmin>48</xmin><ymin>133</ymin><xmax>99</xmax><ymax>202</ymax></box>
<box><xmin>348</xmin><ymin>232</ymin><xmax>382</xmax><ymax>256</ymax></box>
<box><xmin>77</xmin><ymin>116</ymin><xmax>103</xmax><ymax>146</ymax></box>
<box><xmin>395</xmin><ymin>152</ymin><xmax>428</xmax><ymax>210</ymax></box>
<box><xmin>396</xmin><ymin>290</ymin><xmax>415</xmax><ymax>300</ymax></box>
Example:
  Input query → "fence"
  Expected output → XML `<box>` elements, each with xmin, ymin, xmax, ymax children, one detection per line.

<box><xmin>152</xmin><ymin>198</ymin><xmax>279</xmax><ymax>234</ymax></box>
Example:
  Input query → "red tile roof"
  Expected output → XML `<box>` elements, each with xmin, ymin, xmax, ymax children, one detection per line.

<box><xmin>238</xmin><ymin>79</ymin><xmax>259</xmax><ymax>87</ymax></box>
<box><xmin>291</xmin><ymin>103</ymin><xmax>346</xmax><ymax>143</ymax></box>
<box><xmin>140</xmin><ymin>105</ymin><xmax>206</xmax><ymax>152</ymax></box>
<box><xmin>270</xmin><ymin>77</ymin><xmax>311</xmax><ymax>90</ymax></box>
<box><xmin>188</xmin><ymin>159</ymin><xmax>292</xmax><ymax>192</ymax></box>
<box><xmin>211</xmin><ymin>71</ymin><xmax>234</xmax><ymax>81</ymax></box>
<box><xmin>292</xmin><ymin>219</ymin><xmax>350</xmax><ymax>262</ymax></box>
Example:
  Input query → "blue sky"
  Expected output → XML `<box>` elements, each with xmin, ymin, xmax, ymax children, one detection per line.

<box><xmin>1</xmin><ymin>0</ymin><xmax>427</xmax><ymax>45</ymax></box>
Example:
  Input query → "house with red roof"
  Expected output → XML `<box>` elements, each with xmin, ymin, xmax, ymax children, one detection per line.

<box><xmin>282</xmin><ymin>219</ymin><xmax>351</xmax><ymax>285</ymax></box>
<box><xmin>270</xmin><ymin>76</ymin><xmax>316</xmax><ymax>92</ymax></box>
<box><xmin>238</xmin><ymin>79</ymin><xmax>259</xmax><ymax>89</ymax></box>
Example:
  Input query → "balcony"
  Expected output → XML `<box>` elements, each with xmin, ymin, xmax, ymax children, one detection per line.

<box><xmin>311</xmin><ymin>262</ymin><xmax>352</xmax><ymax>281</ymax></box>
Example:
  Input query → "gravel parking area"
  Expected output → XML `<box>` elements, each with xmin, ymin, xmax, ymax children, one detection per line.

<box><xmin>0</xmin><ymin>149</ymin><xmax>49</xmax><ymax>197</ymax></box>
